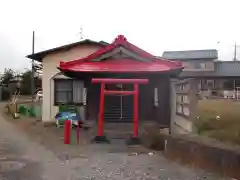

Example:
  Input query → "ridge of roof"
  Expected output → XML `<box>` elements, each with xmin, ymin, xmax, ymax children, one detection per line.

<box><xmin>27</xmin><ymin>39</ymin><xmax>109</xmax><ymax>62</ymax></box>
<box><xmin>59</xmin><ymin>35</ymin><xmax>183</xmax><ymax>71</ymax></box>
<box><xmin>60</xmin><ymin>35</ymin><xmax>155</xmax><ymax>68</ymax></box>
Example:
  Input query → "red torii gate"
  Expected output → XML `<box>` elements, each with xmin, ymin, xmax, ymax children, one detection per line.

<box><xmin>91</xmin><ymin>78</ymin><xmax>148</xmax><ymax>144</ymax></box>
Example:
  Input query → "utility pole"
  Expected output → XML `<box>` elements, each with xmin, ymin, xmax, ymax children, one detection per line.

<box><xmin>233</xmin><ymin>42</ymin><xmax>237</xmax><ymax>61</ymax></box>
<box><xmin>31</xmin><ymin>31</ymin><xmax>35</xmax><ymax>102</ymax></box>
<box><xmin>233</xmin><ymin>42</ymin><xmax>238</xmax><ymax>98</ymax></box>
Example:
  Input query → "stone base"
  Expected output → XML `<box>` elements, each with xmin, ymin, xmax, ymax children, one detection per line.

<box><xmin>126</xmin><ymin>137</ymin><xmax>141</xmax><ymax>145</ymax></box>
<box><xmin>91</xmin><ymin>136</ymin><xmax>110</xmax><ymax>144</ymax></box>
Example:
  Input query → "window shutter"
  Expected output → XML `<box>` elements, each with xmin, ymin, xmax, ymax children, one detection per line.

<box><xmin>73</xmin><ymin>80</ymin><xmax>84</xmax><ymax>104</ymax></box>
<box><xmin>55</xmin><ymin>80</ymin><xmax>72</xmax><ymax>104</ymax></box>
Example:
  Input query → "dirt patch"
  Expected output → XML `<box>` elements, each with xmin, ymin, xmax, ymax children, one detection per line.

<box><xmin>1</xmin><ymin>111</ymin><xmax>105</xmax><ymax>159</ymax></box>
<box><xmin>0</xmin><ymin>160</ymin><xmax>26</xmax><ymax>172</ymax></box>
<box><xmin>2</xmin><ymin>111</ymin><xmax>155</xmax><ymax>158</ymax></box>
<box><xmin>2</xmin><ymin>112</ymin><xmax>67</xmax><ymax>152</ymax></box>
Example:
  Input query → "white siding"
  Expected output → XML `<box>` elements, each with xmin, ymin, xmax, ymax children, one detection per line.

<box><xmin>42</xmin><ymin>44</ymin><xmax>101</xmax><ymax>122</ymax></box>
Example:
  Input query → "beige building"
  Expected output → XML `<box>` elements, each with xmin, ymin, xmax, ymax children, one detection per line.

<box><xmin>27</xmin><ymin>40</ymin><xmax>108</xmax><ymax>122</ymax></box>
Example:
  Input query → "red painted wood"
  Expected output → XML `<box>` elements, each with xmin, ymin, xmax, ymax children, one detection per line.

<box><xmin>94</xmin><ymin>78</ymin><xmax>148</xmax><ymax>139</ymax></box>
<box><xmin>98</xmin><ymin>83</ymin><xmax>105</xmax><ymax>136</ymax></box>
<box><xmin>104</xmin><ymin>90</ymin><xmax>134</xmax><ymax>95</ymax></box>
<box><xmin>58</xmin><ymin>35</ymin><xmax>183</xmax><ymax>73</ymax></box>
<box><xmin>64</xmin><ymin>120</ymin><xmax>71</xmax><ymax>144</ymax></box>
<box><xmin>60</xmin><ymin>59</ymin><xmax>183</xmax><ymax>73</ymax></box>
<box><xmin>133</xmin><ymin>84</ymin><xmax>139</xmax><ymax>137</ymax></box>
<box><xmin>92</xmin><ymin>78</ymin><xmax>148</xmax><ymax>84</ymax></box>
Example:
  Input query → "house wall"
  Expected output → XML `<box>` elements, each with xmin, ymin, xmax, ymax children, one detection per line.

<box><xmin>42</xmin><ymin>44</ymin><xmax>102</xmax><ymax>122</ymax></box>
<box><xmin>182</xmin><ymin>60</ymin><xmax>215</xmax><ymax>71</ymax></box>
<box><xmin>151</xmin><ymin>77</ymin><xmax>171</xmax><ymax>126</ymax></box>
<box><xmin>199</xmin><ymin>79</ymin><xmax>238</xmax><ymax>98</ymax></box>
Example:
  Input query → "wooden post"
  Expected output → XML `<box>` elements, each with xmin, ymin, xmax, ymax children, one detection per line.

<box><xmin>91</xmin><ymin>83</ymin><xmax>109</xmax><ymax>143</ymax></box>
<box><xmin>64</xmin><ymin>120</ymin><xmax>71</xmax><ymax>144</ymax></box>
<box><xmin>98</xmin><ymin>83</ymin><xmax>105</xmax><ymax>136</ymax></box>
<box><xmin>76</xmin><ymin>121</ymin><xmax>80</xmax><ymax>144</ymax></box>
<box><xmin>189</xmin><ymin>79</ymin><xmax>199</xmax><ymax>133</ymax></box>
<box><xmin>169</xmin><ymin>79</ymin><xmax>177</xmax><ymax>134</ymax></box>
<box><xmin>133</xmin><ymin>83</ymin><xmax>139</xmax><ymax>137</ymax></box>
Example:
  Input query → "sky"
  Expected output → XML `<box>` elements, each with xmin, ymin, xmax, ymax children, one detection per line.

<box><xmin>0</xmin><ymin>0</ymin><xmax>240</xmax><ymax>73</ymax></box>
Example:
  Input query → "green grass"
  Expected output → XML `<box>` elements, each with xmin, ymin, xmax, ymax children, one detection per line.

<box><xmin>196</xmin><ymin>99</ymin><xmax>240</xmax><ymax>145</ymax></box>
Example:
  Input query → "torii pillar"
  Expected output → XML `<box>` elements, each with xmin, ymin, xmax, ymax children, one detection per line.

<box><xmin>91</xmin><ymin>78</ymin><xmax>148</xmax><ymax>144</ymax></box>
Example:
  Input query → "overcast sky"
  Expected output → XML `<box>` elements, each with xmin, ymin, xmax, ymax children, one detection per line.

<box><xmin>0</xmin><ymin>0</ymin><xmax>240</xmax><ymax>73</ymax></box>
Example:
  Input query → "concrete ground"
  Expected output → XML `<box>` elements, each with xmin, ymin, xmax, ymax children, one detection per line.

<box><xmin>0</xmin><ymin>105</ymin><xmax>232</xmax><ymax>180</ymax></box>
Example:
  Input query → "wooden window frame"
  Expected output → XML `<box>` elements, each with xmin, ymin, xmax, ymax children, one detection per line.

<box><xmin>54</xmin><ymin>79</ymin><xmax>84</xmax><ymax>106</ymax></box>
<box><xmin>175</xmin><ymin>81</ymin><xmax>190</xmax><ymax>118</ymax></box>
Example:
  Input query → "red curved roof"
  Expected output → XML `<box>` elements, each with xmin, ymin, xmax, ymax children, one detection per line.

<box><xmin>60</xmin><ymin>59</ymin><xmax>182</xmax><ymax>72</ymax></box>
<box><xmin>59</xmin><ymin>35</ymin><xmax>183</xmax><ymax>74</ymax></box>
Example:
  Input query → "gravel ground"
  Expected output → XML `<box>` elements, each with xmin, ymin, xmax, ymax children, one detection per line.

<box><xmin>0</xmin><ymin>105</ymin><xmax>232</xmax><ymax>180</ymax></box>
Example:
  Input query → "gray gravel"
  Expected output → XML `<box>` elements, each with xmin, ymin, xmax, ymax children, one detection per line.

<box><xmin>0</xmin><ymin>110</ymin><xmax>232</xmax><ymax>180</ymax></box>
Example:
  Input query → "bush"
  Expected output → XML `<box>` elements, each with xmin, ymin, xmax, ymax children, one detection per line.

<box><xmin>195</xmin><ymin>120</ymin><xmax>215</xmax><ymax>134</ymax></box>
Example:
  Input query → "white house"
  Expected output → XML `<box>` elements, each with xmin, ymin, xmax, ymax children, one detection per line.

<box><xmin>27</xmin><ymin>40</ymin><xmax>108</xmax><ymax>122</ymax></box>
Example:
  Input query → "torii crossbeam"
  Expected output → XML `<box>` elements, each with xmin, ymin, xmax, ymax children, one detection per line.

<box><xmin>91</xmin><ymin>78</ymin><xmax>148</xmax><ymax>144</ymax></box>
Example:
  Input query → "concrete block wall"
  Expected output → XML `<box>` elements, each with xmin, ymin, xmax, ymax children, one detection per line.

<box><xmin>164</xmin><ymin>135</ymin><xmax>240</xmax><ymax>179</ymax></box>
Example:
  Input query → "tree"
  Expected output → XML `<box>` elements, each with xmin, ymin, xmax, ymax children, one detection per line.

<box><xmin>20</xmin><ymin>69</ymin><xmax>42</xmax><ymax>95</ymax></box>
<box><xmin>1</xmin><ymin>68</ymin><xmax>15</xmax><ymax>85</ymax></box>
<box><xmin>20</xmin><ymin>70</ymin><xmax>32</xmax><ymax>94</ymax></box>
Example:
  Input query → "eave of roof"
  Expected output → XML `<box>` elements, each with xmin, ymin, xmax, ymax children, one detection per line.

<box><xmin>59</xmin><ymin>58</ymin><xmax>183</xmax><ymax>73</ymax></box>
<box><xmin>26</xmin><ymin>39</ymin><xmax>109</xmax><ymax>62</ymax></box>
